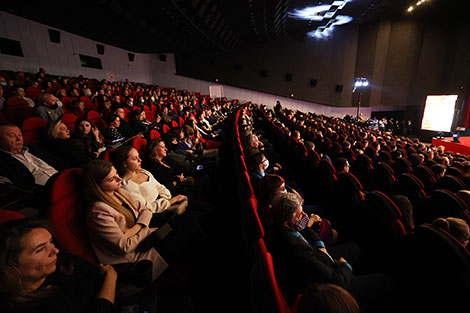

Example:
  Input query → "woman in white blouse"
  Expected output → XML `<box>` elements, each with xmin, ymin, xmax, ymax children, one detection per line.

<box><xmin>110</xmin><ymin>145</ymin><xmax>188</xmax><ymax>215</ymax></box>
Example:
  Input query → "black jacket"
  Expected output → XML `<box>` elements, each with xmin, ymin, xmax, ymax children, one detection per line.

<box><xmin>0</xmin><ymin>145</ymin><xmax>69</xmax><ymax>190</ymax></box>
<box><xmin>264</xmin><ymin>225</ymin><xmax>354</xmax><ymax>300</ymax></box>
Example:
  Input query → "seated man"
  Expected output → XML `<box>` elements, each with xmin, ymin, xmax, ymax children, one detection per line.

<box><xmin>0</xmin><ymin>122</ymin><xmax>69</xmax><ymax>191</ymax></box>
<box><xmin>34</xmin><ymin>93</ymin><xmax>64</xmax><ymax>121</ymax></box>
<box><xmin>265</xmin><ymin>192</ymin><xmax>392</xmax><ymax>311</ymax></box>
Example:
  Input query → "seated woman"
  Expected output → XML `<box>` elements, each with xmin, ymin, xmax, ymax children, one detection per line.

<box><xmin>178</xmin><ymin>125</ymin><xmax>203</xmax><ymax>157</ymax></box>
<box><xmin>259</xmin><ymin>174</ymin><xmax>337</xmax><ymax>247</ymax></box>
<box><xmin>111</xmin><ymin>145</ymin><xmax>213</xmax><ymax>226</ymax></box>
<box><xmin>83</xmin><ymin>159</ymin><xmax>206</xmax><ymax>280</ymax></box>
<box><xmin>145</xmin><ymin>139</ymin><xmax>195</xmax><ymax>196</ymax></box>
<box><xmin>0</xmin><ymin>218</ymin><xmax>117</xmax><ymax>313</ymax></box>
<box><xmin>128</xmin><ymin>109</ymin><xmax>158</xmax><ymax>139</ymax></box>
<box><xmin>45</xmin><ymin>118</ymin><xmax>91</xmax><ymax>167</ymax></box>
<box><xmin>72</xmin><ymin>117</ymin><xmax>105</xmax><ymax>158</ymax></box>
<box><xmin>110</xmin><ymin>145</ymin><xmax>188</xmax><ymax>215</ymax></box>
<box><xmin>104</xmin><ymin>114</ymin><xmax>126</xmax><ymax>145</ymax></box>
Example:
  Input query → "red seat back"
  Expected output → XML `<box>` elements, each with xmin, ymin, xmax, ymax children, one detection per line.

<box><xmin>47</xmin><ymin>168</ymin><xmax>98</xmax><ymax>265</ymax></box>
<box><xmin>162</xmin><ymin>124</ymin><xmax>171</xmax><ymax>134</ymax></box>
<box><xmin>251</xmin><ymin>238</ymin><xmax>291</xmax><ymax>313</ymax></box>
<box><xmin>61</xmin><ymin>113</ymin><xmax>79</xmax><ymax>134</ymax></box>
<box><xmin>4</xmin><ymin>101</ymin><xmax>34</xmax><ymax>126</ymax></box>
<box><xmin>21</xmin><ymin>117</ymin><xmax>48</xmax><ymax>145</ymax></box>
<box><xmin>150</xmin><ymin>129</ymin><xmax>161</xmax><ymax>139</ymax></box>
<box><xmin>132</xmin><ymin>137</ymin><xmax>147</xmax><ymax>156</ymax></box>
<box><xmin>86</xmin><ymin>110</ymin><xmax>107</xmax><ymax>133</ymax></box>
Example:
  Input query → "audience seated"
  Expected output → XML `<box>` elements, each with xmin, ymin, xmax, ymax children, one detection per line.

<box><xmin>110</xmin><ymin>145</ymin><xmax>188</xmax><ymax>215</ymax></box>
<box><xmin>45</xmin><ymin>119</ymin><xmax>91</xmax><ymax>167</ymax></box>
<box><xmin>83</xmin><ymin>159</ymin><xmax>206</xmax><ymax>282</ymax></box>
<box><xmin>264</xmin><ymin>192</ymin><xmax>392</xmax><ymax>311</ymax></box>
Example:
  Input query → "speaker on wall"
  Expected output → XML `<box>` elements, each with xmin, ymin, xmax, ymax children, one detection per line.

<box><xmin>128</xmin><ymin>53</ymin><xmax>135</xmax><ymax>62</ymax></box>
<box><xmin>335</xmin><ymin>85</ymin><xmax>343</xmax><ymax>92</ymax></box>
<box><xmin>48</xmin><ymin>29</ymin><xmax>61</xmax><ymax>44</ymax></box>
<box><xmin>310</xmin><ymin>79</ymin><xmax>318</xmax><ymax>87</ymax></box>
<box><xmin>285</xmin><ymin>73</ymin><xmax>293</xmax><ymax>81</ymax></box>
<box><xmin>260</xmin><ymin>70</ymin><xmax>268</xmax><ymax>77</ymax></box>
<box><xmin>96</xmin><ymin>44</ymin><xmax>105</xmax><ymax>55</ymax></box>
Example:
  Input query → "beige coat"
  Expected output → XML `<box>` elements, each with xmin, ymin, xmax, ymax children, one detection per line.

<box><xmin>86</xmin><ymin>189</ymin><xmax>168</xmax><ymax>282</ymax></box>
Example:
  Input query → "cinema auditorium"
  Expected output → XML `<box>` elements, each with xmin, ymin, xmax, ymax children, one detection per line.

<box><xmin>1</xmin><ymin>1</ymin><xmax>470</xmax><ymax>312</ymax></box>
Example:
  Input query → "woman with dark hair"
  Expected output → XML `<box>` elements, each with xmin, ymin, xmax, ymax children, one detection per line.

<box><xmin>45</xmin><ymin>118</ymin><xmax>91</xmax><ymax>167</ymax></box>
<box><xmin>0</xmin><ymin>218</ymin><xmax>117</xmax><ymax>313</ymax></box>
<box><xmin>72</xmin><ymin>117</ymin><xmax>105</xmax><ymax>158</ymax></box>
<box><xmin>110</xmin><ymin>145</ymin><xmax>188</xmax><ymax>215</ymax></box>
<box><xmin>103</xmin><ymin>115</ymin><xmax>125</xmax><ymax>144</ymax></box>
<box><xmin>259</xmin><ymin>174</ymin><xmax>337</xmax><ymax>247</ymax></box>
<box><xmin>128</xmin><ymin>109</ymin><xmax>158</xmax><ymax>138</ymax></box>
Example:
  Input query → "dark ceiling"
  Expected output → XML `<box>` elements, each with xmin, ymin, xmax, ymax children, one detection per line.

<box><xmin>2</xmin><ymin>0</ymin><xmax>469</xmax><ymax>54</ymax></box>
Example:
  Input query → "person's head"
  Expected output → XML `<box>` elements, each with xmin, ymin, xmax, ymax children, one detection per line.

<box><xmin>437</xmin><ymin>145</ymin><xmax>445</xmax><ymax>154</ymax></box>
<box><xmin>0</xmin><ymin>122</ymin><xmax>24</xmax><ymax>153</ymax></box>
<box><xmin>390</xmin><ymin>195</ymin><xmax>415</xmax><ymax>232</ymax></box>
<box><xmin>247</xmin><ymin>152</ymin><xmax>269</xmax><ymax>173</ymax></box>
<box><xmin>129</xmin><ymin>109</ymin><xmax>145</xmax><ymax>123</ymax></box>
<box><xmin>304</xmin><ymin>141</ymin><xmax>315</xmax><ymax>151</ymax></box>
<box><xmin>245</xmin><ymin>134</ymin><xmax>259</xmax><ymax>148</ymax></box>
<box><xmin>270</xmin><ymin>192</ymin><xmax>305</xmax><ymax>229</ymax></box>
<box><xmin>147</xmin><ymin>139</ymin><xmax>167</xmax><ymax>161</ymax></box>
<box><xmin>11</xmin><ymin>85</ymin><xmax>25</xmax><ymax>97</ymax></box>
<box><xmin>110</xmin><ymin>145</ymin><xmax>141</xmax><ymax>177</ymax></box>
<box><xmin>55</xmin><ymin>89</ymin><xmax>67</xmax><ymax>99</ymax></box>
<box><xmin>46</xmin><ymin>119</ymin><xmax>70</xmax><ymax>139</ymax></box>
<box><xmin>432</xmin><ymin>217</ymin><xmax>470</xmax><ymax>247</ymax></box>
<box><xmin>107</xmin><ymin>114</ymin><xmax>121</xmax><ymax>128</ymax></box>
<box><xmin>295</xmin><ymin>283</ymin><xmax>360</xmax><ymax>313</ymax></box>
<box><xmin>431</xmin><ymin>164</ymin><xmax>446</xmax><ymax>178</ymax></box>
<box><xmin>38</xmin><ymin>93</ymin><xmax>58</xmax><ymax>107</ymax></box>
<box><xmin>81</xmin><ymin>88</ymin><xmax>92</xmax><ymax>98</ymax></box>
<box><xmin>74</xmin><ymin>117</ymin><xmax>94</xmax><ymax>136</ymax></box>
<box><xmin>71</xmin><ymin>100</ymin><xmax>85</xmax><ymax>113</ymax></box>
<box><xmin>113</xmin><ymin>107</ymin><xmax>125</xmax><ymax>120</ymax></box>
<box><xmin>0</xmin><ymin>219</ymin><xmax>60</xmax><ymax>302</ymax></box>
<box><xmin>183</xmin><ymin>125</ymin><xmax>194</xmax><ymax>139</ymax></box>
<box><xmin>162</xmin><ymin>106</ymin><xmax>169</xmax><ymax>114</ymax></box>
<box><xmin>333</xmin><ymin>157</ymin><xmax>350</xmax><ymax>173</ymax></box>
<box><xmin>83</xmin><ymin>159</ymin><xmax>135</xmax><ymax>227</ymax></box>
<box><xmin>258</xmin><ymin>174</ymin><xmax>286</xmax><ymax>208</ymax></box>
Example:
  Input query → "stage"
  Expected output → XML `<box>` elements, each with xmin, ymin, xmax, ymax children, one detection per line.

<box><xmin>431</xmin><ymin>137</ymin><xmax>470</xmax><ymax>156</ymax></box>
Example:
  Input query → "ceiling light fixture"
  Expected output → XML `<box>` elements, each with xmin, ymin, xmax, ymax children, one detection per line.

<box><xmin>288</xmin><ymin>1</ymin><xmax>353</xmax><ymax>39</ymax></box>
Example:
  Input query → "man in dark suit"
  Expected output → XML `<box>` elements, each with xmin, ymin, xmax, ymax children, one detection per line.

<box><xmin>265</xmin><ymin>192</ymin><xmax>393</xmax><ymax>311</ymax></box>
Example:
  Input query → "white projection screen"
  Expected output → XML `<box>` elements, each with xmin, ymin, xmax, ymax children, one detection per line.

<box><xmin>421</xmin><ymin>95</ymin><xmax>458</xmax><ymax>132</ymax></box>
